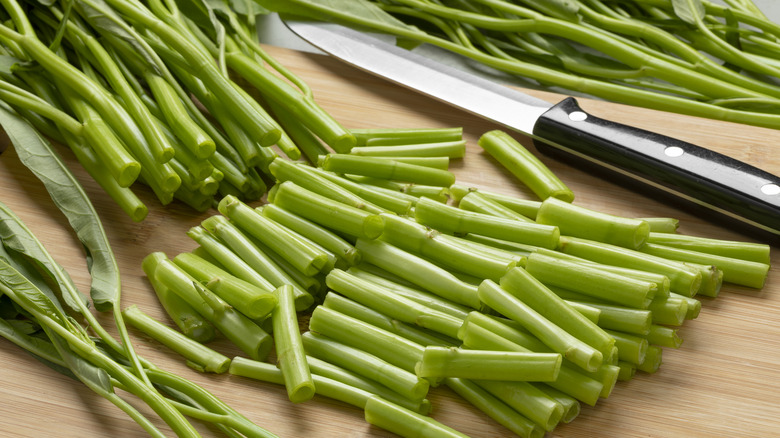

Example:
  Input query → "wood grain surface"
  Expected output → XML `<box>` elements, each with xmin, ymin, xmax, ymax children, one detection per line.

<box><xmin>0</xmin><ymin>44</ymin><xmax>778</xmax><ymax>438</ymax></box>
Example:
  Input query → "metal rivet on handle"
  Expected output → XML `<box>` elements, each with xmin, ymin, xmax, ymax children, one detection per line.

<box><xmin>569</xmin><ymin>111</ymin><xmax>587</xmax><ymax>122</ymax></box>
<box><xmin>665</xmin><ymin>146</ymin><xmax>684</xmax><ymax>157</ymax></box>
<box><xmin>762</xmin><ymin>183</ymin><xmax>780</xmax><ymax>196</ymax></box>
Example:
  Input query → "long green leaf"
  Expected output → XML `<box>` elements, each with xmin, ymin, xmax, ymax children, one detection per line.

<box><xmin>0</xmin><ymin>257</ymin><xmax>72</xmax><ymax>329</ymax></box>
<box><xmin>0</xmin><ymin>316</ymin><xmax>75</xmax><ymax>377</ymax></box>
<box><xmin>0</xmin><ymin>104</ymin><xmax>118</xmax><ymax>311</ymax></box>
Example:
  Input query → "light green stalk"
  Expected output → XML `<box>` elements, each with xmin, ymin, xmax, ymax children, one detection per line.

<box><xmin>272</xmin><ymin>285</ymin><xmax>315</xmax><ymax>403</ymax></box>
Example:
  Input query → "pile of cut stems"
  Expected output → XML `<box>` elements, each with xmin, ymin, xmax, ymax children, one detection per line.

<box><xmin>138</xmin><ymin>125</ymin><xmax>771</xmax><ymax>438</ymax></box>
<box><xmin>0</xmin><ymin>0</ymin><xmax>353</xmax><ymax>220</ymax></box>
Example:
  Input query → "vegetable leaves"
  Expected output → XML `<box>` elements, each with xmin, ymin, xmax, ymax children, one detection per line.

<box><xmin>671</xmin><ymin>0</ymin><xmax>706</xmax><ymax>26</ymax></box>
<box><xmin>0</xmin><ymin>103</ymin><xmax>119</xmax><ymax>311</ymax></box>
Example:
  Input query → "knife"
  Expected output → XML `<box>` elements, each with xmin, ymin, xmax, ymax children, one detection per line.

<box><xmin>283</xmin><ymin>19</ymin><xmax>780</xmax><ymax>245</ymax></box>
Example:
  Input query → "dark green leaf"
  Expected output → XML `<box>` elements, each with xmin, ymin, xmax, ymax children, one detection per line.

<box><xmin>723</xmin><ymin>8</ymin><xmax>742</xmax><ymax>50</ymax></box>
<box><xmin>0</xmin><ymin>104</ymin><xmax>118</xmax><ymax>311</ymax></box>
<box><xmin>0</xmin><ymin>230</ymin><xmax>68</xmax><ymax>315</ymax></box>
<box><xmin>0</xmin><ymin>316</ymin><xmax>73</xmax><ymax>377</ymax></box>
<box><xmin>175</xmin><ymin>0</ymin><xmax>227</xmax><ymax>42</ymax></box>
<box><xmin>0</xmin><ymin>257</ymin><xmax>71</xmax><ymax>328</ymax></box>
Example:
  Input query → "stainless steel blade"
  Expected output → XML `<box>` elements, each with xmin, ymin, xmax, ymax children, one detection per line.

<box><xmin>284</xmin><ymin>20</ymin><xmax>551</xmax><ymax>136</ymax></box>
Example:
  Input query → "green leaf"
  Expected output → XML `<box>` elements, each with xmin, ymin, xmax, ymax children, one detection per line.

<box><xmin>0</xmin><ymin>104</ymin><xmax>119</xmax><ymax>312</ymax></box>
<box><xmin>176</xmin><ymin>0</ymin><xmax>228</xmax><ymax>42</ymax></box>
<box><xmin>0</xmin><ymin>236</ymin><xmax>67</xmax><ymax>314</ymax></box>
<box><xmin>0</xmin><ymin>257</ymin><xmax>72</xmax><ymax>328</ymax></box>
<box><xmin>0</xmin><ymin>316</ymin><xmax>74</xmax><ymax>377</ymax></box>
<box><xmin>671</xmin><ymin>0</ymin><xmax>705</xmax><ymax>26</ymax></box>
<box><xmin>722</xmin><ymin>8</ymin><xmax>742</xmax><ymax>50</ymax></box>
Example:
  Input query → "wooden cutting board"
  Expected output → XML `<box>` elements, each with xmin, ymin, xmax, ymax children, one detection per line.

<box><xmin>0</xmin><ymin>44</ymin><xmax>778</xmax><ymax>438</ymax></box>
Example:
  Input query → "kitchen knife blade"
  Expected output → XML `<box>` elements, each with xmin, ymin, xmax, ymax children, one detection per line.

<box><xmin>284</xmin><ymin>19</ymin><xmax>780</xmax><ymax>245</ymax></box>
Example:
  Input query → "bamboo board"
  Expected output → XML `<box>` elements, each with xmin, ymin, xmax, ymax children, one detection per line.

<box><xmin>0</xmin><ymin>45</ymin><xmax>778</xmax><ymax>438</ymax></box>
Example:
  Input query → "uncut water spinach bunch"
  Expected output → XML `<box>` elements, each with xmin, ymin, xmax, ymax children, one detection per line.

<box><xmin>257</xmin><ymin>0</ymin><xmax>780</xmax><ymax>130</ymax></box>
<box><xmin>0</xmin><ymin>0</ymin><xmax>355</xmax><ymax>219</ymax></box>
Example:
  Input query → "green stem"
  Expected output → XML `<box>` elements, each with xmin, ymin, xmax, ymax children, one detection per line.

<box><xmin>0</xmin><ymin>79</ymin><xmax>82</xmax><ymax>134</ymax></box>
<box><xmin>122</xmin><ymin>305</ymin><xmax>230</xmax><ymax>373</ymax></box>
<box><xmin>97</xmin><ymin>0</ymin><xmax>282</xmax><ymax>145</ymax></box>
<box><xmin>352</xmin><ymin>127</ymin><xmax>463</xmax><ymax>145</ymax></box>
<box><xmin>217</xmin><ymin>194</ymin><xmax>330</xmax><ymax>275</ymax></box>
<box><xmin>141</xmin><ymin>252</ymin><xmax>215</xmax><ymax>343</ymax></box>
<box><xmin>305</xmin><ymin>166</ymin><xmax>414</xmax><ymax>215</ymax></box>
<box><xmin>416</xmin><ymin>346</ymin><xmax>561</xmax><ymax>381</ymax></box>
<box><xmin>268</xmin><ymin>159</ymin><xmax>385</xmax><ymax>214</ymax></box>
<box><xmin>355</xmin><ymin>238</ymin><xmax>482</xmax><ymax>309</ymax></box>
<box><xmin>640</xmin><ymin>242</ymin><xmax>770</xmax><ymax>288</ymax></box>
<box><xmin>458</xmin><ymin>319</ymin><xmax>603</xmax><ymax>406</ymax></box>
<box><xmin>346</xmin><ymin>266</ymin><xmax>472</xmax><ymax>319</ymax></box>
<box><xmin>200</xmin><ymin>215</ymin><xmax>315</xmax><ymax>310</ymax></box>
<box><xmin>272</xmin><ymin>285</ymin><xmax>315</xmax><ymax>403</ymax></box>
<box><xmin>500</xmin><ymin>267</ymin><xmax>615</xmax><ymax>355</ymax></box>
<box><xmin>644</xmin><ymin>324</ymin><xmax>683</xmax><ymax>349</ymax></box>
<box><xmin>603</xmin><ymin>329</ymin><xmax>648</xmax><ymax>365</ymax></box>
<box><xmin>524</xmin><ymin>251</ymin><xmax>656</xmax><ymax>309</ymax></box>
<box><xmin>558</xmin><ymin>236</ymin><xmax>702</xmax><ymax>297</ymax></box>
<box><xmin>259</xmin><ymin>198</ymin><xmax>361</xmax><ymax>266</ymax></box>
<box><xmin>229</xmin><ymin>357</ymin><xmax>382</xmax><ymax>411</ymax></box>
<box><xmin>268</xmin><ymin>181</ymin><xmax>385</xmax><ymax>240</ymax></box>
<box><xmin>0</xmin><ymin>284</ymin><xmax>199</xmax><ymax>437</ymax></box>
<box><xmin>308</xmin><ymin>306</ymin><xmax>425</xmax><ymax>374</ymax></box>
<box><xmin>366</xmin><ymin>396</ymin><xmax>471</xmax><ymax>437</ymax></box>
<box><xmin>321</xmin><ymin>154</ymin><xmax>456</xmax><ymax>187</ymax></box>
<box><xmin>415</xmin><ymin>197</ymin><xmax>560</xmax><ymax>249</ymax></box>
<box><xmin>144</xmin><ymin>253</ymin><xmax>273</xmax><ymax>361</ymax></box>
<box><xmin>646</xmin><ymin>232</ymin><xmax>771</xmax><ymax>264</ymax></box>
<box><xmin>350</xmin><ymin>140</ymin><xmax>466</xmax><ymax>158</ymax></box>
<box><xmin>458</xmin><ymin>191</ymin><xmax>535</xmax><ymax>222</ymax></box>
<box><xmin>536</xmin><ymin>198</ymin><xmax>649</xmax><ymax>249</ymax></box>
<box><xmin>478</xmin><ymin>280</ymin><xmax>603</xmax><ymax>372</ymax></box>
<box><xmin>451</xmin><ymin>185</ymin><xmax>541</xmax><ymax>219</ymax></box>
<box><xmin>301</xmin><ymin>331</ymin><xmax>430</xmax><ymax>402</ymax></box>
<box><xmin>577</xmin><ymin>301</ymin><xmax>652</xmax><ymax>336</ymax></box>
<box><xmin>325</xmin><ymin>269</ymin><xmax>464</xmax><ymax>340</ymax></box>
<box><xmin>309</xmin><ymin>353</ymin><xmax>431</xmax><ymax>413</ymax></box>
<box><xmin>144</xmin><ymin>72</ymin><xmax>215</xmax><ymax>159</ymax></box>
<box><xmin>478</xmin><ymin>130</ymin><xmax>574</xmax><ymax>202</ymax></box>
<box><xmin>145</xmin><ymin>368</ymin><xmax>277</xmax><ymax>438</ymax></box>
<box><xmin>186</xmin><ymin>225</ymin><xmax>276</xmax><ymax>292</ymax></box>
<box><xmin>224</xmin><ymin>38</ymin><xmax>355</xmax><ymax>152</ymax></box>
<box><xmin>379</xmin><ymin>213</ymin><xmax>518</xmax><ymax>281</ymax></box>
<box><xmin>474</xmin><ymin>379</ymin><xmax>563</xmax><ymax>433</ymax></box>
<box><xmin>173</xmin><ymin>251</ymin><xmax>277</xmax><ymax>321</ymax></box>
<box><xmin>445</xmin><ymin>378</ymin><xmax>544</xmax><ymax>438</ymax></box>
<box><xmin>322</xmin><ymin>292</ymin><xmax>457</xmax><ymax>348</ymax></box>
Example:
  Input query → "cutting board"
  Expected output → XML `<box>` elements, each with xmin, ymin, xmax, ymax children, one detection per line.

<box><xmin>0</xmin><ymin>44</ymin><xmax>778</xmax><ymax>438</ymax></box>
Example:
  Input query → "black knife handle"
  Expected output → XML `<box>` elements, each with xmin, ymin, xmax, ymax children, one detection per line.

<box><xmin>532</xmin><ymin>97</ymin><xmax>780</xmax><ymax>245</ymax></box>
